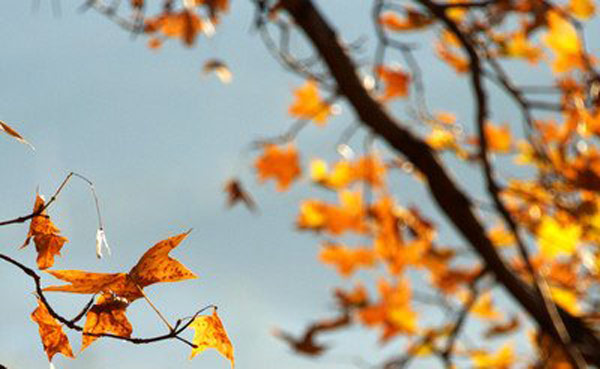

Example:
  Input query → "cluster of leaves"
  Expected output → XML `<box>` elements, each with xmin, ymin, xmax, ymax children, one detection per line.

<box><xmin>0</xmin><ymin>174</ymin><xmax>233</xmax><ymax>367</ymax></box>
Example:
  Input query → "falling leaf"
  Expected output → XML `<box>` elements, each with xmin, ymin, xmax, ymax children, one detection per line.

<box><xmin>203</xmin><ymin>59</ymin><xmax>232</xmax><ymax>83</ymax></box>
<box><xmin>255</xmin><ymin>144</ymin><xmax>301</xmax><ymax>191</ymax></box>
<box><xmin>189</xmin><ymin>309</ymin><xmax>234</xmax><ymax>368</ymax></box>
<box><xmin>288</xmin><ymin>80</ymin><xmax>332</xmax><ymax>125</ymax></box>
<box><xmin>31</xmin><ymin>298</ymin><xmax>74</xmax><ymax>362</ymax></box>
<box><xmin>223</xmin><ymin>178</ymin><xmax>257</xmax><ymax>211</ymax></box>
<box><xmin>375</xmin><ymin>65</ymin><xmax>410</xmax><ymax>100</ymax></box>
<box><xmin>22</xmin><ymin>194</ymin><xmax>69</xmax><ymax>270</ymax></box>
<box><xmin>0</xmin><ymin>120</ymin><xmax>34</xmax><ymax>149</ymax></box>
<box><xmin>82</xmin><ymin>293</ymin><xmax>133</xmax><ymax>351</ymax></box>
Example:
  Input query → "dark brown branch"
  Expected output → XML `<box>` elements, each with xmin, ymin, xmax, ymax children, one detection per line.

<box><xmin>0</xmin><ymin>252</ymin><xmax>212</xmax><ymax>349</ymax></box>
<box><xmin>279</xmin><ymin>0</ymin><xmax>600</xmax><ymax>365</ymax></box>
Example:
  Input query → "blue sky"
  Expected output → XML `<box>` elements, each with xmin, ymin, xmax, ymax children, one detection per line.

<box><xmin>2</xmin><ymin>1</ymin><xmax>597</xmax><ymax>369</ymax></box>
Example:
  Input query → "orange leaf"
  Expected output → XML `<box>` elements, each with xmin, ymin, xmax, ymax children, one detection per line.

<box><xmin>31</xmin><ymin>298</ymin><xmax>74</xmax><ymax>362</ymax></box>
<box><xmin>46</xmin><ymin>232</ymin><xmax>197</xmax><ymax>301</ymax></box>
<box><xmin>288</xmin><ymin>80</ymin><xmax>332</xmax><ymax>125</ymax></box>
<box><xmin>376</xmin><ymin>65</ymin><xmax>410</xmax><ymax>100</ymax></box>
<box><xmin>129</xmin><ymin>231</ymin><xmax>197</xmax><ymax>288</ymax></box>
<box><xmin>189</xmin><ymin>309</ymin><xmax>235</xmax><ymax>368</ymax></box>
<box><xmin>82</xmin><ymin>293</ymin><xmax>133</xmax><ymax>351</ymax></box>
<box><xmin>22</xmin><ymin>194</ymin><xmax>69</xmax><ymax>270</ymax></box>
<box><xmin>319</xmin><ymin>243</ymin><xmax>376</xmax><ymax>277</ymax></box>
<box><xmin>255</xmin><ymin>144</ymin><xmax>301</xmax><ymax>191</ymax></box>
<box><xmin>379</xmin><ymin>10</ymin><xmax>433</xmax><ymax>32</ymax></box>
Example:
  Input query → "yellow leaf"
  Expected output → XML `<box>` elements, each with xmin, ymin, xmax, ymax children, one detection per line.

<box><xmin>471</xmin><ymin>343</ymin><xmax>514</xmax><ymax>369</ymax></box>
<box><xmin>543</xmin><ymin>11</ymin><xmax>584</xmax><ymax>73</ymax></box>
<box><xmin>288</xmin><ymin>80</ymin><xmax>332</xmax><ymax>125</ymax></box>
<box><xmin>189</xmin><ymin>310</ymin><xmax>234</xmax><ymax>368</ymax></box>
<box><xmin>255</xmin><ymin>144</ymin><xmax>302</xmax><ymax>191</ymax></box>
<box><xmin>550</xmin><ymin>286</ymin><xmax>580</xmax><ymax>315</ymax></box>
<box><xmin>471</xmin><ymin>291</ymin><xmax>503</xmax><ymax>321</ymax></box>
<box><xmin>568</xmin><ymin>0</ymin><xmax>595</xmax><ymax>19</ymax></box>
<box><xmin>537</xmin><ymin>216</ymin><xmax>581</xmax><ymax>258</ymax></box>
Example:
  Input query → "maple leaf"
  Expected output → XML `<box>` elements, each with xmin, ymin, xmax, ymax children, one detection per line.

<box><xmin>189</xmin><ymin>309</ymin><xmax>234</xmax><ymax>368</ymax></box>
<box><xmin>31</xmin><ymin>298</ymin><xmax>74</xmax><ymax>362</ymax></box>
<box><xmin>375</xmin><ymin>65</ymin><xmax>410</xmax><ymax>101</ymax></box>
<box><xmin>45</xmin><ymin>232</ymin><xmax>197</xmax><ymax>349</ymax></box>
<box><xmin>319</xmin><ymin>243</ymin><xmax>376</xmax><ymax>277</ymax></box>
<box><xmin>82</xmin><ymin>293</ymin><xmax>133</xmax><ymax>351</ymax></box>
<box><xmin>255</xmin><ymin>144</ymin><xmax>301</xmax><ymax>191</ymax></box>
<box><xmin>288</xmin><ymin>80</ymin><xmax>332</xmax><ymax>125</ymax></box>
<box><xmin>0</xmin><ymin>119</ymin><xmax>34</xmax><ymax>149</ymax></box>
<box><xmin>22</xmin><ymin>194</ymin><xmax>69</xmax><ymax>270</ymax></box>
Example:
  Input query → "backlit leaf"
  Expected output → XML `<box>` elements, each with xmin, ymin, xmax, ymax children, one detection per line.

<box><xmin>288</xmin><ymin>80</ymin><xmax>332</xmax><ymax>125</ymax></box>
<box><xmin>22</xmin><ymin>194</ymin><xmax>69</xmax><ymax>270</ymax></box>
<box><xmin>189</xmin><ymin>309</ymin><xmax>234</xmax><ymax>368</ymax></box>
<box><xmin>255</xmin><ymin>144</ymin><xmax>301</xmax><ymax>191</ymax></box>
<box><xmin>31</xmin><ymin>298</ymin><xmax>74</xmax><ymax>362</ymax></box>
<box><xmin>82</xmin><ymin>294</ymin><xmax>133</xmax><ymax>351</ymax></box>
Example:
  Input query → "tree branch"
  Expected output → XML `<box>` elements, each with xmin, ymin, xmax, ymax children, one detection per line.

<box><xmin>279</xmin><ymin>0</ymin><xmax>600</xmax><ymax>365</ymax></box>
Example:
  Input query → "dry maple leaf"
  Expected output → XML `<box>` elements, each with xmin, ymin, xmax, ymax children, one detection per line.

<box><xmin>255</xmin><ymin>144</ymin><xmax>301</xmax><ymax>191</ymax></box>
<box><xmin>44</xmin><ymin>231</ymin><xmax>197</xmax><ymax>349</ymax></box>
<box><xmin>0</xmin><ymin>119</ymin><xmax>34</xmax><ymax>149</ymax></box>
<box><xmin>31</xmin><ymin>298</ymin><xmax>74</xmax><ymax>362</ymax></box>
<box><xmin>22</xmin><ymin>194</ymin><xmax>69</xmax><ymax>270</ymax></box>
<box><xmin>189</xmin><ymin>309</ymin><xmax>234</xmax><ymax>368</ymax></box>
<box><xmin>82</xmin><ymin>293</ymin><xmax>133</xmax><ymax>351</ymax></box>
<box><xmin>288</xmin><ymin>80</ymin><xmax>332</xmax><ymax>125</ymax></box>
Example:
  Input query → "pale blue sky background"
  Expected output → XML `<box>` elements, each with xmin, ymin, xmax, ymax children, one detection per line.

<box><xmin>1</xmin><ymin>1</ymin><xmax>597</xmax><ymax>369</ymax></box>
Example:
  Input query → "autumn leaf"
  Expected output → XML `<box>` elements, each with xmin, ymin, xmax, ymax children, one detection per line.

<box><xmin>31</xmin><ymin>298</ymin><xmax>74</xmax><ymax>362</ymax></box>
<box><xmin>288</xmin><ymin>80</ymin><xmax>332</xmax><ymax>125</ymax></box>
<box><xmin>0</xmin><ymin>119</ymin><xmax>34</xmax><ymax>149</ymax></box>
<box><xmin>568</xmin><ymin>0</ymin><xmax>595</xmax><ymax>19</ymax></box>
<box><xmin>375</xmin><ymin>65</ymin><xmax>410</xmax><ymax>101</ymax></box>
<box><xmin>22</xmin><ymin>194</ymin><xmax>69</xmax><ymax>270</ymax></box>
<box><xmin>483</xmin><ymin>315</ymin><xmax>520</xmax><ymax>338</ymax></box>
<box><xmin>471</xmin><ymin>343</ymin><xmax>514</xmax><ymax>369</ymax></box>
<box><xmin>82</xmin><ymin>293</ymin><xmax>133</xmax><ymax>351</ymax></box>
<box><xmin>319</xmin><ymin>243</ymin><xmax>376</xmax><ymax>277</ymax></box>
<box><xmin>273</xmin><ymin>313</ymin><xmax>350</xmax><ymax>356</ymax></box>
<box><xmin>378</xmin><ymin>9</ymin><xmax>433</xmax><ymax>32</ymax></box>
<box><xmin>189</xmin><ymin>309</ymin><xmax>234</xmax><ymax>368</ymax></box>
<box><xmin>537</xmin><ymin>216</ymin><xmax>581</xmax><ymax>258</ymax></box>
<box><xmin>255</xmin><ymin>144</ymin><xmax>301</xmax><ymax>191</ymax></box>
<box><xmin>297</xmin><ymin>190</ymin><xmax>367</xmax><ymax>235</ymax></box>
<box><xmin>543</xmin><ymin>11</ymin><xmax>585</xmax><ymax>73</ymax></box>
<box><xmin>129</xmin><ymin>231</ymin><xmax>197</xmax><ymax>288</ymax></box>
<box><xmin>145</xmin><ymin>10</ymin><xmax>205</xmax><ymax>46</ymax></box>
<box><xmin>470</xmin><ymin>291</ymin><xmax>503</xmax><ymax>321</ymax></box>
